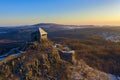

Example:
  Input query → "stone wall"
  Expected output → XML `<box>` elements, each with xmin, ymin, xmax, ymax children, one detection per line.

<box><xmin>58</xmin><ymin>50</ymin><xmax>76</xmax><ymax>63</ymax></box>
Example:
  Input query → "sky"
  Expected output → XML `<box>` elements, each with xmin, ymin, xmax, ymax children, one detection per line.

<box><xmin>0</xmin><ymin>0</ymin><xmax>120</xmax><ymax>26</ymax></box>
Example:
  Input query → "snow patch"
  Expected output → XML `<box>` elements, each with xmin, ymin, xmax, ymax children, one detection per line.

<box><xmin>109</xmin><ymin>74</ymin><xmax>120</xmax><ymax>80</ymax></box>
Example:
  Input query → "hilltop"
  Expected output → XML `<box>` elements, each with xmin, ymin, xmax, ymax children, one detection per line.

<box><xmin>0</xmin><ymin>39</ymin><xmax>111</xmax><ymax>80</ymax></box>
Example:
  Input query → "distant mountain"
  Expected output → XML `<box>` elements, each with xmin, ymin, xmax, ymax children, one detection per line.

<box><xmin>0</xmin><ymin>23</ymin><xmax>96</xmax><ymax>31</ymax></box>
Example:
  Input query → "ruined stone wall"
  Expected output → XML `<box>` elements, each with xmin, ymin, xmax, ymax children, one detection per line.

<box><xmin>40</xmin><ymin>34</ymin><xmax>47</xmax><ymax>40</ymax></box>
<box><xmin>58</xmin><ymin>51</ymin><xmax>76</xmax><ymax>63</ymax></box>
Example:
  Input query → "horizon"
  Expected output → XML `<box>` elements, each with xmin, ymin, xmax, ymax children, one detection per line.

<box><xmin>1</xmin><ymin>23</ymin><xmax>120</xmax><ymax>27</ymax></box>
<box><xmin>0</xmin><ymin>0</ymin><xmax>120</xmax><ymax>26</ymax></box>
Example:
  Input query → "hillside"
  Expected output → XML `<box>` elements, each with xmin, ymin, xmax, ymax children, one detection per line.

<box><xmin>52</xmin><ymin>37</ymin><xmax>120</xmax><ymax>76</ymax></box>
<box><xmin>0</xmin><ymin>39</ymin><xmax>111</xmax><ymax>80</ymax></box>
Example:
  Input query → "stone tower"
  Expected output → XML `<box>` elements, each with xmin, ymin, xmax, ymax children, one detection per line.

<box><xmin>39</xmin><ymin>28</ymin><xmax>47</xmax><ymax>39</ymax></box>
<box><xmin>31</xmin><ymin>27</ymin><xmax>48</xmax><ymax>41</ymax></box>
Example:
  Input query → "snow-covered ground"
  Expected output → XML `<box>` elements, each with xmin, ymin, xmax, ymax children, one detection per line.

<box><xmin>100</xmin><ymin>32</ymin><xmax>120</xmax><ymax>42</ymax></box>
<box><xmin>63</xmin><ymin>26</ymin><xmax>87</xmax><ymax>29</ymax></box>
<box><xmin>109</xmin><ymin>74</ymin><xmax>120</xmax><ymax>80</ymax></box>
<box><xmin>0</xmin><ymin>50</ymin><xmax>25</xmax><ymax>61</ymax></box>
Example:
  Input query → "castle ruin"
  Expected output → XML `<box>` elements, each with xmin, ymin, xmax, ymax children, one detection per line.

<box><xmin>54</xmin><ymin>44</ymin><xmax>76</xmax><ymax>63</ymax></box>
<box><xmin>31</xmin><ymin>28</ymin><xmax>76</xmax><ymax>63</ymax></box>
<box><xmin>31</xmin><ymin>28</ymin><xmax>47</xmax><ymax>42</ymax></box>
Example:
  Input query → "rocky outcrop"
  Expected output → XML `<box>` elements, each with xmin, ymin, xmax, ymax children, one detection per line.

<box><xmin>0</xmin><ymin>40</ymin><xmax>63</xmax><ymax>80</ymax></box>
